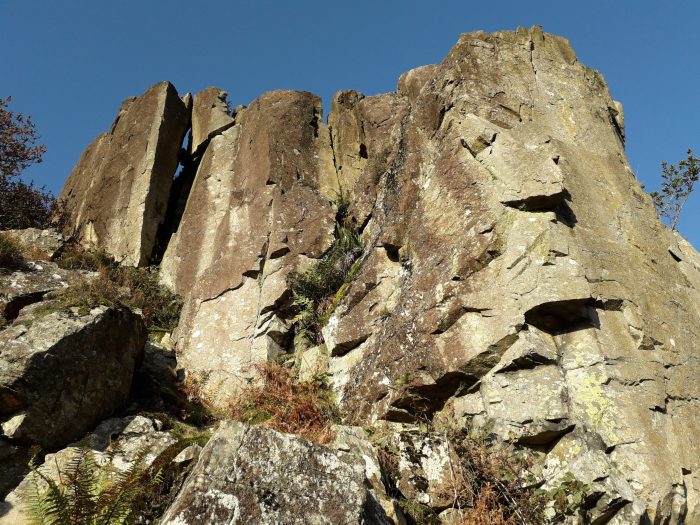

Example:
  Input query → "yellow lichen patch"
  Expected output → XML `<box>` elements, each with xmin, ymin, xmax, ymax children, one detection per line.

<box><xmin>568</xmin><ymin>369</ymin><xmax>618</xmax><ymax>446</ymax></box>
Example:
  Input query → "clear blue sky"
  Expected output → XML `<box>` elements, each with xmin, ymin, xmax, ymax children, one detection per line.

<box><xmin>1</xmin><ymin>1</ymin><xmax>698</xmax><ymax>245</ymax></box>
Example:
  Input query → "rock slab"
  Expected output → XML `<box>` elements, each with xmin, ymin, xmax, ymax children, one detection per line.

<box><xmin>59</xmin><ymin>81</ymin><xmax>190</xmax><ymax>266</ymax></box>
<box><xmin>160</xmin><ymin>421</ymin><xmax>389</xmax><ymax>525</ymax></box>
<box><xmin>161</xmin><ymin>90</ymin><xmax>338</xmax><ymax>403</ymax></box>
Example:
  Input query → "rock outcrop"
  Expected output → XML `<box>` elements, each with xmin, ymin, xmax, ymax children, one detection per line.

<box><xmin>40</xmin><ymin>25</ymin><xmax>700</xmax><ymax>524</ymax></box>
<box><xmin>160</xmin><ymin>421</ymin><xmax>390</xmax><ymax>525</ymax></box>
<box><xmin>160</xmin><ymin>90</ymin><xmax>338</xmax><ymax>402</ymax></box>
<box><xmin>310</xmin><ymin>27</ymin><xmax>700</xmax><ymax>524</ymax></box>
<box><xmin>0</xmin><ymin>305</ymin><xmax>146</xmax><ymax>449</ymax></box>
<box><xmin>190</xmin><ymin>87</ymin><xmax>235</xmax><ymax>155</ymax></box>
<box><xmin>59</xmin><ymin>81</ymin><xmax>190</xmax><ymax>266</ymax></box>
<box><xmin>0</xmin><ymin>259</ymin><xmax>84</xmax><ymax>325</ymax></box>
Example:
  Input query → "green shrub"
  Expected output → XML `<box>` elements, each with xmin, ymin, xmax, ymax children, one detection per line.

<box><xmin>650</xmin><ymin>148</ymin><xmax>699</xmax><ymax>230</ymax></box>
<box><xmin>108</xmin><ymin>267</ymin><xmax>183</xmax><ymax>332</ymax></box>
<box><xmin>0</xmin><ymin>231</ymin><xmax>25</xmax><ymax>270</ymax></box>
<box><xmin>24</xmin><ymin>446</ymin><xmax>160</xmax><ymax>525</ymax></box>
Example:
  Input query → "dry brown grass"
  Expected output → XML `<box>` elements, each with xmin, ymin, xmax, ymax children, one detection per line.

<box><xmin>379</xmin><ymin>429</ymin><xmax>558</xmax><ymax>525</ymax></box>
<box><xmin>460</xmin><ymin>484</ymin><xmax>515</xmax><ymax>525</ymax></box>
<box><xmin>450</xmin><ymin>436</ymin><xmax>546</xmax><ymax>525</ymax></box>
<box><xmin>0</xmin><ymin>232</ymin><xmax>25</xmax><ymax>269</ymax></box>
<box><xmin>229</xmin><ymin>362</ymin><xmax>339</xmax><ymax>444</ymax></box>
<box><xmin>21</xmin><ymin>244</ymin><xmax>52</xmax><ymax>261</ymax></box>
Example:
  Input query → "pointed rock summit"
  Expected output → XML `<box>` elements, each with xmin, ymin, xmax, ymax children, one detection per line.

<box><xmin>59</xmin><ymin>81</ymin><xmax>190</xmax><ymax>266</ymax></box>
<box><xmin>189</xmin><ymin>86</ymin><xmax>235</xmax><ymax>155</ymax></box>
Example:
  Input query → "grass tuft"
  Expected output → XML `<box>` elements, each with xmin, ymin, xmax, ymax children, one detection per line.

<box><xmin>42</xmin><ymin>245</ymin><xmax>182</xmax><ymax>332</ymax></box>
<box><xmin>55</xmin><ymin>244</ymin><xmax>113</xmax><ymax>271</ymax></box>
<box><xmin>0</xmin><ymin>232</ymin><xmax>25</xmax><ymax>271</ymax></box>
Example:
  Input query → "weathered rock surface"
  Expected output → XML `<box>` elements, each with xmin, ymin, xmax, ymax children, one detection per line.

<box><xmin>48</xmin><ymin>25</ymin><xmax>700</xmax><ymax>524</ymax></box>
<box><xmin>161</xmin><ymin>90</ymin><xmax>338</xmax><ymax>403</ymax></box>
<box><xmin>160</xmin><ymin>421</ymin><xmax>390</xmax><ymax>525</ymax></box>
<box><xmin>0</xmin><ymin>305</ymin><xmax>146</xmax><ymax>449</ymax></box>
<box><xmin>389</xmin><ymin>430</ymin><xmax>460</xmax><ymax>511</ymax></box>
<box><xmin>0</xmin><ymin>228</ymin><xmax>64</xmax><ymax>259</ymax></box>
<box><xmin>0</xmin><ymin>259</ymin><xmax>86</xmax><ymax>324</ymax></box>
<box><xmin>330</xmin><ymin>425</ymin><xmax>405</xmax><ymax>523</ymax></box>
<box><xmin>316</xmin><ymin>27</ymin><xmax>700</xmax><ymax>524</ymax></box>
<box><xmin>190</xmin><ymin>87</ymin><xmax>235</xmax><ymax>155</ymax></box>
<box><xmin>59</xmin><ymin>81</ymin><xmax>190</xmax><ymax>266</ymax></box>
<box><xmin>0</xmin><ymin>415</ymin><xmax>181</xmax><ymax>524</ymax></box>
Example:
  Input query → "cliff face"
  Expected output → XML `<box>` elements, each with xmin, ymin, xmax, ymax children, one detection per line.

<box><xmin>37</xmin><ymin>26</ymin><xmax>700</xmax><ymax>523</ymax></box>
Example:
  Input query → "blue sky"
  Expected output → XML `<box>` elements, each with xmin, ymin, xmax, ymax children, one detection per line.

<box><xmin>1</xmin><ymin>1</ymin><xmax>698</xmax><ymax>245</ymax></box>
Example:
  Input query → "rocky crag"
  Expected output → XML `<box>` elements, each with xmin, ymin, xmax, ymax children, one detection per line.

<box><xmin>2</xmin><ymin>26</ymin><xmax>700</xmax><ymax>524</ymax></box>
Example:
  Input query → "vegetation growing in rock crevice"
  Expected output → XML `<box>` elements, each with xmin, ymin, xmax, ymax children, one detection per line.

<box><xmin>231</xmin><ymin>362</ymin><xmax>339</xmax><ymax>443</ymax></box>
<box><xmin>375</xmin><ymin>427</ymin><xmax>589</xmax><ymax>525</ymax></box>
<box><xmin>0</xmin><ymin>231</ymin><xmax>25</xmax><ymax>271</ymax></box>
<box><xmin>45</xmin><ymin>244</ymin><xmax>182</xmax><ymax>332</ymax></box>
<box><xmin>183</xmin><ymin>362</ymin><xmax>339</xmax><ymax>444</ymax></box>
<box><xmin>288</xmin><ymin>193</ymin><xmax>363</xmax><ymax>345</ymax></box>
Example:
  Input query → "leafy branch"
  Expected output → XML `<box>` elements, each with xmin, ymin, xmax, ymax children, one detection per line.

<box><xmin>650</xmin><ymin>149</ymin><xmax>699</xmax><ymax>230</ymax></box>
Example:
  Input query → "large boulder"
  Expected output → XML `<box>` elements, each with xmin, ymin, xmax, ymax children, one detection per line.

<box><xmin>160</xmin><ymin>421</ymin><xmax>390</xmax><ymax>524</ymax></box>
<box><xmin>0</xmin><ymin>305</ymin><xmax>146</xmax><ymax>449</ymax></box>
<box><xmin>161</xmin><ymin>90</ymin><xmax>338</xmax><ymax>403</ymax></box>
<box><xmin>59</xmin><ymin>81</ymin><xmax>190</xmax><ymax>266</ymax></box>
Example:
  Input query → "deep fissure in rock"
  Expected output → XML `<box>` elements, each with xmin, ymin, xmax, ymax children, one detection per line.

<box><xmin>151</xmin><ymin>131</ymin><xmax>200</xmax><ymax>265</ymax></box>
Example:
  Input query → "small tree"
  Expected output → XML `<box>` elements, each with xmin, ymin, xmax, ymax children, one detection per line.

<box><xmin>650</xmin><ymin>149</ymin><xmax>699</xmax><ymax>230</ymax></box>
<box><xmin>0</xmin><ymin>97</ymin><xmax>58</xmax><ymax>230</ymax></box>
<box><xmin>0</xmin><ymin>96</ymin><xmax>46</xmax><ymax>181</ymax></box>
